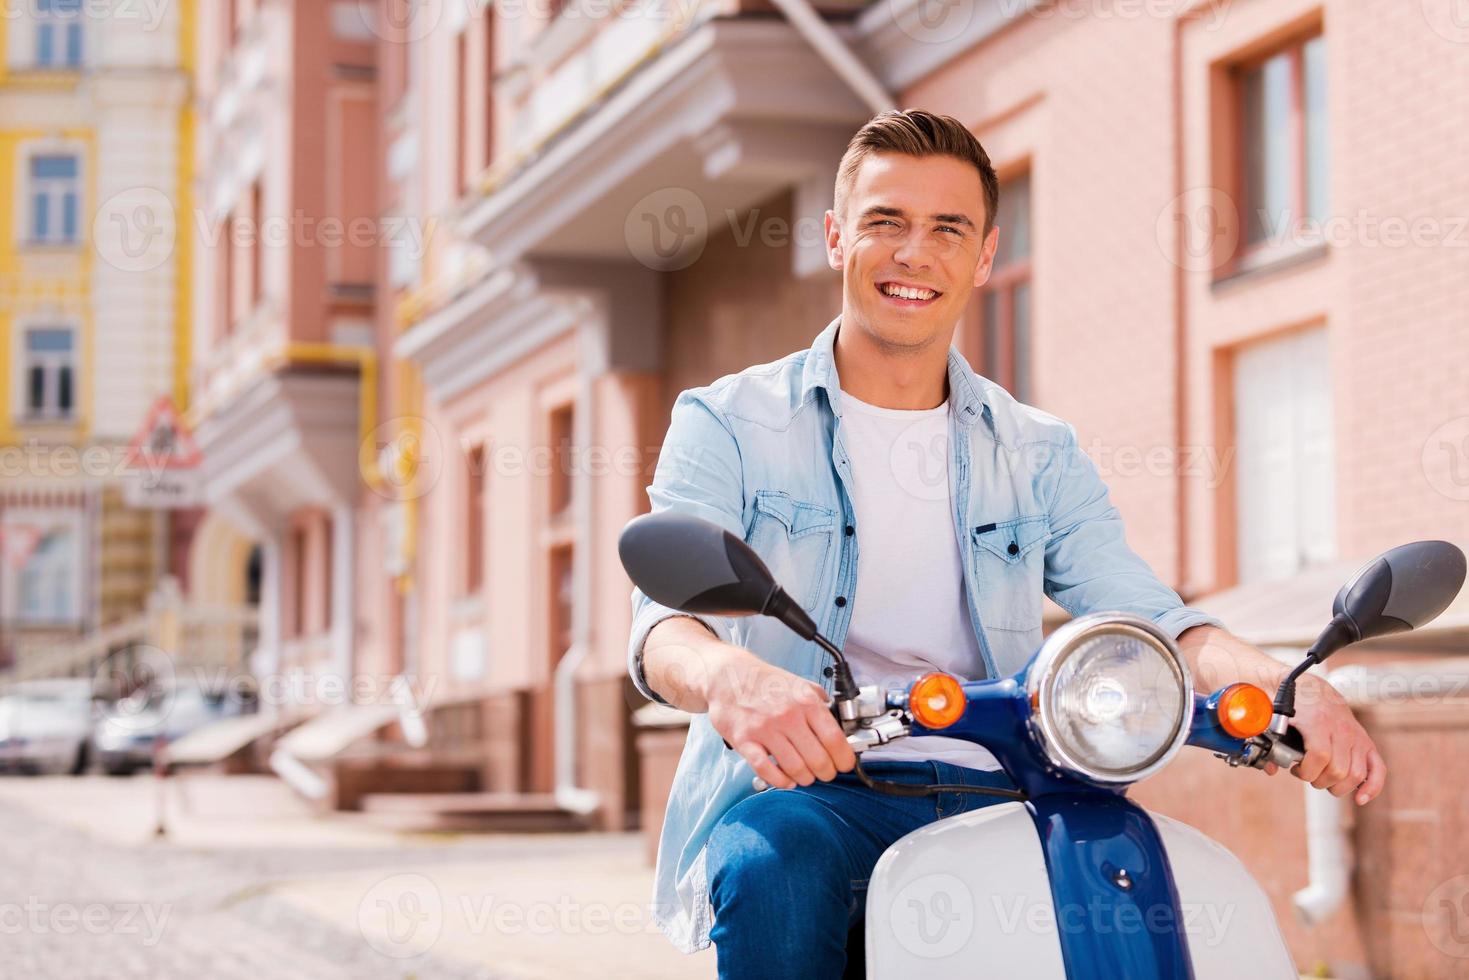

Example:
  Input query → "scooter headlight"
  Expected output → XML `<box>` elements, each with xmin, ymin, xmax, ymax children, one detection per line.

<box><xmin>1026</xmin><ymin>614</ymin><xmax>1193</xmax><ymax>784</ymax></box>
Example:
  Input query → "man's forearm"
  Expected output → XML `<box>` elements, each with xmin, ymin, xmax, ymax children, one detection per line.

<box><xmin>642</xmin><ymin>616</ymin><xmax>752</xmax><ymax>713</ymax></box>
<box><xmin>1176</xmin><ymin>624</ymin><xmax>1289</xmax><ymax>694</ymax></box>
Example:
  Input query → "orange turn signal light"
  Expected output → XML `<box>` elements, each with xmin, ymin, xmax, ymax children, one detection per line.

<box><xmin>910</xmin><ymin>672</ymin><xmax>966</xmax><ymax>730</ymax></box>
<box><xmin>1216</xmin><ymin>682</ymin><xmax>1273</xmax><ymax>738</ymax></box>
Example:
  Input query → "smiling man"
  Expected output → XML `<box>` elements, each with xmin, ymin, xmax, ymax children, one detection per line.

<box><xmin>627</xmin><ymin>109</ymin><xmax>1384</xmax><ymax>978</ymax></box>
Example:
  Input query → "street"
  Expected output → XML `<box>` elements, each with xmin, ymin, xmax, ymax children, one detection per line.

<box><xmin>0</xmin><ymin>775</ymin><xmax>716</xmax><ymax>980</ymax></box>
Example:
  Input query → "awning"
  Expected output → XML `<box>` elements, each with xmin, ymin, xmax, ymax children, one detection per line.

<box><xmin>166</xmin><ymin>711</ymin><xmax>303</xmax><ymax>766</ymax></box>
<box><xmin>1192</xmin><ymin>548</ymin><xmax>1469</xmax><ymax>651</ymax></box>
<box><xmin>272</xmin><ymin>703</ymin><xmax>401</xmax><ymax>762</ymax></box>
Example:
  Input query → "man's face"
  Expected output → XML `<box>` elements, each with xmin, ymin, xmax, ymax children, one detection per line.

<box><xmin>825</xmin><ymin>152</ymin><xmax>999</xmax><ymax>352</ymax></box>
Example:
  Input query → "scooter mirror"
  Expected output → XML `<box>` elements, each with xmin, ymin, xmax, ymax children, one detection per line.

<box><xmin>1313</xmin><ymin>540</ymin><xmax>1466</xmax><ymax>661</ymax></box>
<box><xmin>618</xmin><ymin>512</ymin><xmax>818</xmax><ymax>638</ymax></box>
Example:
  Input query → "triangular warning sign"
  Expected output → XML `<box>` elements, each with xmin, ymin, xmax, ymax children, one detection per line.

<box><xmin>2</xmin><ymin>524</ymin><xmax>43</xmax><ymax>569</ymax></box>
<box><xmin>125</xmin><ymin>396</ymin><xmax>202</xmax><ymax>471</ymax></box>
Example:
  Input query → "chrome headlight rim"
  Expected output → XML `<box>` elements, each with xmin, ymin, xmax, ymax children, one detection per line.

<box><xmin>1025</xmin><ymin>613</ymin><xmax>1194</xmax><ymax>785</ymax></box>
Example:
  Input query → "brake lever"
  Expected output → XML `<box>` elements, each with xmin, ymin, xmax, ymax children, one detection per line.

<box><xmin>1235</xmin><ymin>725</ymin><xmax>1306</xmax><ymax>770</ymax></box>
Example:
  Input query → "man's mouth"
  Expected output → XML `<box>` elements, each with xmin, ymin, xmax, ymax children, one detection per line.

<box><xmin>876</xmin><ymin>280</ymin><xmax>942</xmax><ymax>307</ymax></box>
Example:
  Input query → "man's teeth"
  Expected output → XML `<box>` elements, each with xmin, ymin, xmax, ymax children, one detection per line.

<box><xmin>881</xmin><ymin>283</ymin><xmax>937</xmax><ymax>301</ymax></box>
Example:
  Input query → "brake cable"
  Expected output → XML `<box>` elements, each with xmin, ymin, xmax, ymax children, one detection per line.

<box><xmin>850</xmin><ymin>751</ymin><xmax>1028</xmax><ymax>801</ymax></box>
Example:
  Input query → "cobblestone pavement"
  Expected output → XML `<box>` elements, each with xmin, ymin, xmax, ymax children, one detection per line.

<box><xmin>0</xmin><ymin>794</ymin><xmax>511</xmax><ymax>980</ymax></box>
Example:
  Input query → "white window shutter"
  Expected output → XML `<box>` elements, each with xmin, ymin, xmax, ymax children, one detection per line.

<box><xmin>1233</xmin><ymin>327</ymin><xmax>1335</xmax><ymax>584</ymax></box>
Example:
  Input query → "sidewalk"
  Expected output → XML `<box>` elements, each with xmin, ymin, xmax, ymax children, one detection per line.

<box><xmin>0</xmin><ymin>774</ymin><xmax>715</xmax><ymax>980</ymax></box>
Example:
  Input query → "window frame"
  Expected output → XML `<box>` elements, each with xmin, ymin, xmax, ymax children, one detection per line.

<box><xmin>1228</xmin><ymin>31</ymin><xmax>1328</xmax><ymax>273</ymax></box>
<box><xmin>972</xmin><ymin>167</ymin><xmax>1034</xmax><ymax>404</ymax></box>
<box><xmin>1</xmin><ymin>508</ymin><xmax>85</xmax><ymax>627</ymax></box>
<box><xmin>463</xmin><ymin>443</ymin><xmax>488</xmax><ymax>595</ymax></box>
<box><xmin>34</xmin><ymin>0</ymin><xmax>85</xmax><ymax>70</ymax></box>
<box><xmin>23</xmin><ymin>148</ymin><xmax>83</xmax><ymax>248</ymax></box>
<box><xmin>16</xmin><ymin>322</ymin><xmax>79</xmax><ymax>423</ymax></box>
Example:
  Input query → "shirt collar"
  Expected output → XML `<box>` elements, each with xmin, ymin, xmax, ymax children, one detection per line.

<box><xmin>800</xmin><ymin>315</ymin><xmax>999</xmax><ymax>440</ymax></box>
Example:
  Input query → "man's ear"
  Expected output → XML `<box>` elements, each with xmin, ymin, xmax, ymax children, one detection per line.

<box><xmin>824</xmin><ymin>210</ymin><xmax>843</xmax><ymax>270</ymax></box>
<box><xmin>972</xmin><ymin>226</ymin><xmax>1000</xmax><ymax>288</ymax></box>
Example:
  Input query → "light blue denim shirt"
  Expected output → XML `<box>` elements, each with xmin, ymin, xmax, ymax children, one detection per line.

<box><xmin>627</xmin><ymin>316</ymin><xmax>1222</xmax><ymax>953</ymax></box>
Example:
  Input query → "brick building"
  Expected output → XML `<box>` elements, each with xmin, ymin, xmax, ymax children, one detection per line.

<box><xmin>184</xmin><ymin>1</ymin><xmax>1469</xmax><ymax>975</ymax></box>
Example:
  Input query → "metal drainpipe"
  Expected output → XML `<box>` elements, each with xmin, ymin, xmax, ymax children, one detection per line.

<box><xmin>1291</xmin><ymin>662</ymin><xmax>1469</xmax><ymax>924</ymax></box>
<box><xmin>553</xmin><ymin>339</ymin><xmax>601</xmax><ymax>816</ymax></box>
<box><xmin>767</xmin><ymin>0</ymin><xmax>894</xmax><ymax>115</ymax></box>
<box><xmin>1293</xmin><ymin>780</ymin><xmax>1348</xmax><ymax>926</ymax></box>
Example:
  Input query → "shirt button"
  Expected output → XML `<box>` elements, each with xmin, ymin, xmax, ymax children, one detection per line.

<box><xmin>844</xmin><ymin>525</ymin><xmax>855</xmax><ymax>536</ymax></box>
<box><xmin>1007</xmin><ymin>542</ymin><xmax>1019</xmax><ymax>556</ymax></box>
<box><xmin>835</xmin><ymin>596</ymin><xmax>847</xmax><ymax>607</ymax></box>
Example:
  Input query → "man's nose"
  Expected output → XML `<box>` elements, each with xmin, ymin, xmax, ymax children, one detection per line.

<box><xmin>891</xmin><ymin>229</ymin><xmax>935</xmax><ymax>270</ymax></box>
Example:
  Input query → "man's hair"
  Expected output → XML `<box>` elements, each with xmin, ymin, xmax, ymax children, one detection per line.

<box><xmin>834</xmin><ymin>108</ymin><xmax>1000</xmax><ymax>235</ymax></box>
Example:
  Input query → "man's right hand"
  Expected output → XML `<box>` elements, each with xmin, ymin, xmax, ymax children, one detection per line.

<box><xmin>642</xmin><ymin>616</ymin><xmax>857</xmax><ymax>789</ymax></box>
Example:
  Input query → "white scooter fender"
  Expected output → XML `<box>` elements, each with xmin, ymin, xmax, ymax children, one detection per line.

<box><xmin>865</xmin><ymin>801</ymin><xmax>1296</xmax><ymax>979</ymax></box>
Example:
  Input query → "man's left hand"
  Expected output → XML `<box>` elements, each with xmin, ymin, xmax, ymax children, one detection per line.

<box><xmin>1285</xmin><ymin>673</ymin><xmax>1386</xmax><ymax>805</ymax></box>
<box><xmin>1177</xmin><ymin>624</ymin><xmax>1386</xmax><ymax>805</ymax></box>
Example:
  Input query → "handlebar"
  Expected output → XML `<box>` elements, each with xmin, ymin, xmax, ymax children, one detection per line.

<box><xmin>1268</xmin><ymin>725</ymin><xmax>1307</xmax><ymax>769</ymax></box>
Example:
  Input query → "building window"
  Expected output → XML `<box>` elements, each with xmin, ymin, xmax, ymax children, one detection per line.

<box><xmin>548</xmin><ymin>544</ymin><xmax>574</xmax><ymax>665</ymax></box>
<box><xmin>976</xmin><ymin>171</ymin><xmax>1033</xmax><ymax>403</ymax></box>
<box><xmin>28</xmin><ymin>154</ymin><xmax>81</xmax><ymax>245</ymax></box>
<box><xmin>220</xmin><ymin>208</ymin><xmax>236</xmax><ymax>338</ymax></box>
<box><xmin>548</xmin><ymin>404</ymin><xmax>574</xmax><ymax>519</ymax></box>
<box><xmin>482</xmin><ymin>8</ymin><xmax>496</xmax><ymax>173</ymax></box>
<box><xmin>1238</xmin><ymin>34</ymin><xmax>1327</xmax><ymax>249</ymax></box>
<box><xmin>456</xmin><ymin>27</ymin><xmax>470</xmax><ymax>194</ymax></box>
<box><xmin>465</xmin><ymin>444</ymin><xmax>487</xmax><ymax>594</ymax></box>
<box><xmin>23</xmin><ymin>327</ymin><xmax>76</xmax><ymax>420</ymax></box>
<box><xmin>18</xmin><ymin>527</ymin><xmax>79</xmax><ymax>623</ymax></box>
<box><xmin>36</xmin><ymin>0</ymin><xmax>84</xmax><ymax>68</ymax></box>
<box><xmin>249</xmin><ymin>182</ymin><xmax>264</xmax><ymax>308</ymax></box>
<box><xmin>289</xmin><ymin>525</ymin><xmax>308</xmax><ymax>638</ymax></box>
<box><xmin>1231</xmin><ymin>326</ymin><xmax>1335</xmax><ymax>585</ymax></box>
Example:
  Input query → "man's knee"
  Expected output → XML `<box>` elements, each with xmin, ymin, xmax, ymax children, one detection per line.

<box><xmin>707</xmin><ymin>792</ymin><xmax>848</xmax><ymax>901</ymax></box>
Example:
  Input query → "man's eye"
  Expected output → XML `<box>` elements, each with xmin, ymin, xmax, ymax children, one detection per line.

<box><xmin>936</xmin><ymin>225</ymin><xmax>963</xmax><ymax>236</ymax></box>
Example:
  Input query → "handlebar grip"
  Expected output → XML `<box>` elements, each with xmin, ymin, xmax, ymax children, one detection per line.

<box><xmin>1270</xmin><ymin>726</ymin><xmax>1306</xmax><ymax>769</ymax></box>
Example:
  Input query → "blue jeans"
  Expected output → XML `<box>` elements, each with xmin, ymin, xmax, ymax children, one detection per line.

<box><xmin>705</xmin><ymin>760</ymin><xmax>1017</xmax><ymax>980</ymax></box>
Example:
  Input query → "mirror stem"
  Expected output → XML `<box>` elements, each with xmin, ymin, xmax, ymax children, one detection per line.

<box><xmin>1273</xmin><ymin>613</ymin><xmax>1359</xmax><ymax>717</ymax></box>
<box><xmin>813</xmin><ymin>634</ymin><xmax>861</xmax><ymax>701</ymax></box>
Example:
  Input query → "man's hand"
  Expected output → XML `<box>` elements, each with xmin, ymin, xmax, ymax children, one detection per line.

<box><xmin>1289</xmin><ymin>674</ymin><xmax>1386</xmax><ymax>805</ymax></box>
<box><xmin>641</xmin><ymin>617</ymin><xmax>856</xmax><ymax>789</ymax></box>
<box><xmin>706</xmin><ymin>654</ymin><xmax>857</xmax><ymax>789</ymax></box>
<box><xmin>1177</xmin><ymin>625</ymin><xmax>1386</xmax><ymax>805</ymax></box>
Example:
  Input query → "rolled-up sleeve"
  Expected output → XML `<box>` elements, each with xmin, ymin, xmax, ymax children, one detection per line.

<box><xmin>1041</xmin><ymin>427</ymin><xmax>1223</xmax><ymax>641</ymax></box>
<box><xmin>627</xmin><ymin>391</ymin><xmax>746</xmax><ymax>703</ymax></box>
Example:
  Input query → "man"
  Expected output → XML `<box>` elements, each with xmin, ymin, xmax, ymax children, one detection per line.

<box><xmin>627</xmin><ymin>109</ymin><xmax>1383</xmax><ymax>978</ymax></box>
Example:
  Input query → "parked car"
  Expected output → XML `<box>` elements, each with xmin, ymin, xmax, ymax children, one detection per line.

<box><xmin>0</xmin><ymin>697</ymin><xmax>18</xmax><ymax>770</ymax></box>
<box><xmin>93</xmin><ymin>682</ymin><xmax>252</xmax><ymax>776</ymax></box>
<box><xmin>0</xmin><ymin>679</ymin><xmax>97</xmax><ymax>776</ymax></box>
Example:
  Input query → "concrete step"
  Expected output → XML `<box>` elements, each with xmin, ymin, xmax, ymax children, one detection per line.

<box><xmin>355</xmin><ymin>792</ymin><xmax>592</xmax><ymax>833</ymax></box>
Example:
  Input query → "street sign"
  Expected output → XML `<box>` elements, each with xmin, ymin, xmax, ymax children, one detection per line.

<box><xmin>123</xmin><ymin>397</ymin><xmax>203</xmax><ymax>509</ymax></box>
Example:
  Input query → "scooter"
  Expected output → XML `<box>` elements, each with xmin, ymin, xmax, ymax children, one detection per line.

<box><xmin>619</xmin><ymin>512</ymin><xmax>1466</xmax><ymax>979</ymax></box>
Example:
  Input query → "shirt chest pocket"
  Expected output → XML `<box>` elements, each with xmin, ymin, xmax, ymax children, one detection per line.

<box><xmin>746</xmin><ymin>490</ymin><xmax>835</xmax><ymax>614</ymax></box>
<box><xmin>970</xmin><ymin>516</ymin><xmax>1050</xmax><ymax>631</ymax></box>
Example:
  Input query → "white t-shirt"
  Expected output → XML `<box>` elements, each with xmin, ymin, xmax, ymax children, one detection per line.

<box><xmin>839</xmin><ymin>392</ymin><xmax>1001</xmax><ymax>771</ymax></box>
